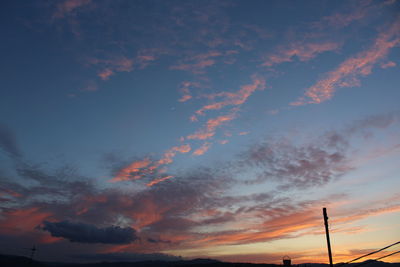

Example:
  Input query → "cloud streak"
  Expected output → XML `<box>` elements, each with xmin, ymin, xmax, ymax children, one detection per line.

<box><xmin>0</xmin><ymin>123</ymin><xmax>21</xmax><ymax>158</ymax></box>
<box><xmin>195</xmin><ymin>77</ymin><xmax>266</xmax><ymax>116</ymax></box>
<box><xmin>292</xmin><ymin>17</ymin><xmax>400</xmax><ymax>105</ymax></box>
<box><xmin>262</xmin><ymin>42</ymin><xmax>341</xmax><ymax>67</ymax></box>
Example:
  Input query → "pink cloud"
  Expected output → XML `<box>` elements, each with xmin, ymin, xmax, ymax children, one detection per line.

<box><xmin>187</xmin><ymin>113</ymin><xmax>236</xmax><ymax>140</ymax></box>
<box><xmin>196</xmin><ymin>77</ymin><xmax>266</xmax><ymax>115</ymax></box>
<box><xmin>88</xmin><ymin>56</ymin><xmax>134</xmax><ymax>80</ymax></box>
<box><xmin>98</xmin><ymin>68</ymin><xmax>114</xmax><ymax>80</ymax></box>
<box><xmin>192</xmin><ymin>142</ymin><xmax>212</xmax><ymax>156</ymax></box>
<box><xmin>53</xmin><ymin>0</ymin><xmax>92</xmax><ymax>19</ymax></box>
<box><xmin>178</xmin><ymin>81</ymin><xmax>200</xmax><ymax>102</ymax></box>
<box><xmin>170</xmin><ymin>51</ymin><xmax>222</xmax><ymax>74</ymax></box>
<box><xmin>262</xmin><ymin>41</ymin><xmax>341</xmax><ymax>67</ymax></box>
<box><xmin>292</xmin><ymin>18</ymin><xmax>400</xmax><ymax>105</ymax></box>
<box><xmin>146</xmin><ymin>175</ymin><xmax>174</xmax><ymax>187</ymax></box>
<box><xmin>238</xmin><ymin>131</ymin><xmax>249</xmax><ymax>136</ymax></box>
<box><xmin>381</xmin><ymin>61</ymin><xmax>396</xmax><ymax>69</ymax></box>
<box><xmin>312</xmin><ymin>0</ymin><xmax>393</xmax><ymax>30</ymax></box>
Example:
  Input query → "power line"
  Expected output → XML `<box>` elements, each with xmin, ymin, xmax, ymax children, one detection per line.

<box><xmin>336</xmin><ymin>241</ymin><xmax>400</xmax><ymax>267</ymax></box>
<box><xmin>352</xmin><ymin>250</ymin><xmax>400</xmax><ymax>267</ymax></box>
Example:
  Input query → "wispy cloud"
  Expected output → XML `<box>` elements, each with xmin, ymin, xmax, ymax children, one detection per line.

<box><xmin>111</xmin><ymin>158</ymin><xmax>152</xmax><ymax>182</ymax></box>
<box><xmin>262</xmin><ymin>42</ymin><xmax>341</xmax><ymax>67</ymax></box>
<box><xmin>187</xmin><ymin>113</ymin><xmax>236</xmax><ymax>140</ymax></box>
<box><xmin>381</xmin><ymin>61</ymin><xmax>396</xmax><ymax>69</ymax></box>
<box><xmin>195</xmin><ymin>77</ymin><xmax>266</xmax><ymax>117</ymax></box>
<box><xmin>0</xmin><ymin>123</ymin><xmax>21</xmax><ymax>158</ymax></box>
<box><xmin>178</xmin><ymin>81</ymin><xmax>200</xmax><ymax>102</ymax></box>
<box><xmin>146</xmin><ymin>175</ymin><xmax>174</xmax><ymax>187</ymax></box>
<box><xmin>292</xmin><ymin>17</ymin><xmax>400</xmax><ymax>105</ymax></box>
<box><xmin>88</xmin><ymin>57</ymin><xmax>134</xmax><ymax>81</ymax></box>
<box><xmin>192</xmin><ymin>142</ymin><xmax>212</xmax><ymax>156</ymax></box>
<box><xmin>170</xmin><ymin>51</ymin><xmax>222</xmax><ymax>74</ymax></box>
<box><xmin>52</xmin><ymin>0</ymin><xmax>92</xmax><ymax>19</ymax></box>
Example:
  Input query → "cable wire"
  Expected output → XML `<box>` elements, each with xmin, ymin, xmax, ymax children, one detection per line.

<box><xmin>351</xmin><ymin>250</ymin><xmax>400</xmax><ymax>267</ymax></box>
<box><xmin>336</xmin><ymin>241</ymin><xmax>400</xmax><ymax>267</ymax></box>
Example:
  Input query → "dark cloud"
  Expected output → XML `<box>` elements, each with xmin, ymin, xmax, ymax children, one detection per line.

<box><xmin>71</xmin><ymin>252</ymin><xmax>181</xmax><ymax>262</ymax></box>
<box><xmin>239</xmin><ymin>133</ymin><xmax>351</xmax><ymax>189</ymax></box>
<box><xmin>41</xmin><ymin>220</ymin><xmax>138</xmax><ymax>244</ymax></box>
<box><xmin>0</xmin><ymin>123</ymin><xmax>21</xmax><ymax>158</ymax></box>
<box><xmin>346</xmin><ymin>111</ymin><xmax>400</xmax><ymax>133</ymax></box>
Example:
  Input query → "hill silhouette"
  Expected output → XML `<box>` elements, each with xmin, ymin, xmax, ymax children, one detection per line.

<box><xmin>1</xmin><ymin>254</ymin><xmax>399</xmax><ymax>267</ymax></box>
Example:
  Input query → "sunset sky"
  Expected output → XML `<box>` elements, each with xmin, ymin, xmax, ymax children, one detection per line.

<box><xmin>0</xmin><ymin>0</ymin><xmax>399</xmax><ymax>264</ymax></box>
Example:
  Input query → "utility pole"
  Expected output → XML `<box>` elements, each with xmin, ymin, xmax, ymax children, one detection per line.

<box><xmin>323</xmin><ymin>207</ymin><xmax>333</xmax><ymax>267</ymax></box>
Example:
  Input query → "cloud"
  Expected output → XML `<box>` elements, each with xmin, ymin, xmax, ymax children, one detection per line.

<box><xmin>345</xmin><ymin>111</ymin><xmax>400</xmax><ymax>134</ymax></box>
<box><xmin>262</xmin><ymin>41</ymin><xmax>341</xmax><ymax>67</ymax></box>
<box><xmin>187</xmin><ymin>113</ymin><xmax>236</xmax><ymax>140</ymax></box>
<box><xmin>195</xmin><ymin>77</ymin><xmax>266</xmax><ymax>116</ymax></box>
<box><xmin>111</xmin><ymin>158</ymin><xmax>152</xmax><ymax>182</ymax></box>
<box><xmin>88</xmin><ymin>56</ymin><xmax>134</xmax><ymax>81</ymax></box>
<box><xmin>292</xmin><ymin>17</ymin><xmax>400</xmax><ymax>105</ymax></box>
<box><xmin>0</xmin><ymin>123</ymin><xmax>21</xmax><ymax>158</ymax></box>
<box><xmin>111</xmin><ymin>144</ymin><xmax>192</xmax><ymax>183</ymax></box>
<box><xmin>240</xmin><ymin>134</ymin><xmax>351</xmax><ymax>189</ymax></box>
<box><xmin>52</xmin><ymin>0</ymin><xmax>92</xmax><ymax>19</ymax></box>
<box><xmin>98</xmin><ymin>68</ymin><xmax>114</xmax><ymax>81</ymax></box>
<box><xmin>146</xmin><ymin>175</ymin><xmax>174</xmax><ymax>187</ymax></box>
<box><xmin>314</xmin><ymin>2</ymin><xmax>370</xmax><ymax>29</ymax></box>
<box><xmin>178</xmin><ymin>81</ymin><xmax>200</xmax><ymax>102</ymax></box>
<box><xmin>170</xmin><ymin>51</ymin><xmax>222</xmax><ymax>74</ymax></box>
<box><xmin>381</xmin><ymin>61</ymin><xmax>396</xmax><ymax>69</ymax></box>
<box><xmin>41</xmin><ymin>220</ymin><xmax>138</xmax><ymax>244</ymax></box>
<box><xmin>1</xmin><ymin>112</ymin><xmax>398</xmax><ymax>260</ymax></box>
<box><xmin>192</xmin><ymin>142</ymin><xmax>212</xmax><ymax>156</ymax></box>
<box><xmin>0</xmin><ymin>207</ymin><xmax>52</xmax><ymax>235</ymax></box>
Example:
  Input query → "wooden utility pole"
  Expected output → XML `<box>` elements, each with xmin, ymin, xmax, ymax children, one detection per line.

<box><xmin>323</xmin><ymin>207</ymin><xmax>333</xmax><ymax>267</ymax></box>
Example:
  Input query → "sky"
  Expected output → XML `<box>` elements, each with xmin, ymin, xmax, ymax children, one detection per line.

<box><xmin>0</xmin><ymin>0</ymin><xmax>400</xmax><ymax>264</ymax></box>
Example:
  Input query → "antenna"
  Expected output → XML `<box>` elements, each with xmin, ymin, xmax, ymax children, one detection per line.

<box><xmin>23</xmin><ymin>245</ymin><xmax>37</xmax><ymax>261</ymax></box>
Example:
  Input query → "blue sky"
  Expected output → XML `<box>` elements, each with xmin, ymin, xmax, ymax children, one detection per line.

<box><xmin>0</xmin><ymin>0</ymin><xmax>399</xmax><ymax>264</ymax></box>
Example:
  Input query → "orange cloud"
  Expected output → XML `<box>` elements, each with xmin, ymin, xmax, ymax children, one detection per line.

<box><xmin>196</xmin><ymin>77</ymin><xmax>266</xmax><ymax>115</ymax></box>
<box><xmin>187</xmin><ymin>113</ymin><xmax>236</xmax><ymax>140</ymax></box>
<box><xmin>112</xmin><ymin>144</ymin><xmax>191</xmax><ymax>183</ymax></box>
<box><xmin>98</xmin><ymin>68</ymin><xmax>114</xmax><ymax>80</ymax></box>
<box><xmin>292</xmin><ymin>17</ymin><xmax>400</xmax><ymax>105</ymax></box>
<box><xmin>155</xmin><ymin>144</ymin><xmax>191</xmax><ymax>166</ymax></box>
<box><xmin>192</xmin><ymin>142</ymin><xmax>212</xmax><ymax>156</ymax></box>
<box><xmin>146</xmin><ymin>175</ymin><xmax>174</xmax><ymax>187</ymax></box>
<box><xmin>111</xmin><ymin>158</ymin><xmax>152</xmax><ymax>182</ymax></box>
